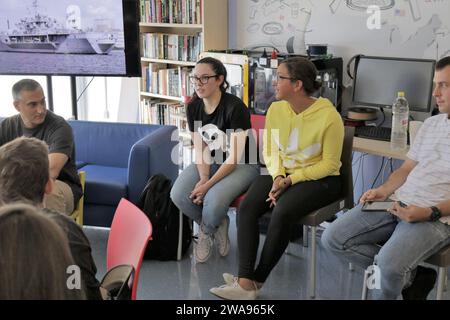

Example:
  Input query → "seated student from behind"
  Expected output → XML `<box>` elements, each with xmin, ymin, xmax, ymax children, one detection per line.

<box><xmin>0</xmin><ymin>137</ymin><xmax>102</xmax><ymax>300</ymax></box>
<box><xmin>0</xmin><ymin>203</ymin><xmax>83</xmax><ymax>300</ymax></box>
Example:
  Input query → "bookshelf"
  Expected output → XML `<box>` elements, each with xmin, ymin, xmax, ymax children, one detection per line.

<box><xmin>138</xmin><ymin>0</ymin><xmax>228</xmax><ymax>169</ymax></box>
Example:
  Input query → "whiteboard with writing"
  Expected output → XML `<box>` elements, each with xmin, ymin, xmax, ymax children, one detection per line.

<box><xmin>232</xmin><ymin>0</ymin><xmax>450</xmax><ymax>61</ymax></box>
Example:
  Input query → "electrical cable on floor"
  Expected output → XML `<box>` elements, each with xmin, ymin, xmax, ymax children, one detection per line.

<box><xmin>381</xmin><ymin>157</ymin><xmax>390</xmax><ymax>184</ymax></box>
<box><xmin>361</xmin><ymin>155</ymin><xmax>365</xmax><ymax>198</ymax></box>
<box><xmin>353</xmin><ymin>153</ymin><xmax>368</xmax><ymax>205</ymax></box>
<box><xmin>352</xmin><ymin>151</ymin><xmax>366</xmax><ymax>166</ymax></box>
<box><xmin>355</xmin><ymin>157</ymin><xmax>364</xmax><ymax>205</ymax></box>
<box><xmin>353</xmin><ymin>153</ymin><xmax>366</xmax><ymax>182</ymax></box>
<box><xmin>352</xmin><ymin>153</ymin><xmax>365</xmax><ymax>193</ymax></box>
<box><xmin>370</xmin><ymin>157</ymin><xmax>385</xmax><ymax>189</ymax></box>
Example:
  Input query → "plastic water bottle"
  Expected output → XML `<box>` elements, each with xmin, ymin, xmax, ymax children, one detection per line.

<box><xmin>390</xmin><ymin>91</ymin><xmax>409</xmax><ymax>150</ymax></box>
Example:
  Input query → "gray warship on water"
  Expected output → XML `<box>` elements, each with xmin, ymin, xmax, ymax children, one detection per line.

<box><xmin>0</xmin><ymin>0</ymin><xmax>116</xmax><ymax>54</ymax></box>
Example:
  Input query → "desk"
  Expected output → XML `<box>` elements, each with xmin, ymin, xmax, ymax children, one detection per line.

<box><xmin>353</xmin><ymin>137</ymin><xmax>409</xmax><ymax>160</ymax></box>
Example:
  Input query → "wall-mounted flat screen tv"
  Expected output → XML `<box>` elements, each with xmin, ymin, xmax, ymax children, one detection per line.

<box><xmin>0</xmin><ymin>0</ymin><xmax>140</xmax><ymax>76</ymax></box>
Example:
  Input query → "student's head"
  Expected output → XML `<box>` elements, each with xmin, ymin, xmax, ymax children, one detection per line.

<box><xmin>12</xmin><ymin>79</ymin><xmax>47</xmax><ymax>129</ymax></box>
<box><xmin>275</xmin><ymin>57</ymin><xmax>321</xmax><ymax>100</ymax></box>
<box><xmin>433</xmin><ymin>56</ymin><xmax>450</xmax><ymax>115</ymax></box>
<box><xmin>190</xmin><ymin>57</ymin><xmax>229</xmax><ymax>100</ymax></box>
<box><xmin>0</xmin><ymin>137</ymin><xmax>50</xmax><ymax>206</ymax></box>
<box><xmin>0</xmin><ymin>203</ymin><xmax>82</xmax><ymax>300</ymax></box>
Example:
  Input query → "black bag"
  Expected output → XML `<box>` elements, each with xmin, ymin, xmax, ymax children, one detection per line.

<box><xmin>100</xmin><ymin>264</ymin><xmax>134</xmax><ymax>300</ymax></box>
<box><xmin>137</xmin><ymin>174</ymin><xmax>192</xmax><ymax>260</ymax></box>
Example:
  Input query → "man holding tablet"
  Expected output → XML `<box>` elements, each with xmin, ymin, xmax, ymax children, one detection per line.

<box><xmin>322</xmin><ymin>56</ymin><xmax>450</xmax><ymax>300</ymax></box>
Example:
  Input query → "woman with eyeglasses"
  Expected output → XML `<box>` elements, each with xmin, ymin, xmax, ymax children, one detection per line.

<box><xmin>210</xmin><ymin>57</ymin><xmax>344</xmax><ymax>299</ymax></box>
<box><xmin>170</xmin><ymin>57</ymin><xmax>259</xmax><ymax>263</ymax></box>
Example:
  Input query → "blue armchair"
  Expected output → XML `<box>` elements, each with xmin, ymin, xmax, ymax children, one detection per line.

<box><xmin>69</xmin><ymin>120</ymin><xmax>178</xmax><ymax>227</ymax></box>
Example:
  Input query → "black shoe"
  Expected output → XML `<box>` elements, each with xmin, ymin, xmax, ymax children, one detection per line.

<box><xmin>401</xmin><ymin>266</ymin><xmax>437</xmax><ymax>300</ymax></box>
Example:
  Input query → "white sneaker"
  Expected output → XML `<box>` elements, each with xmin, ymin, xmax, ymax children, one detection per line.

<box><xmin>194</xmin><ymin>228</ymin><xmax>213</xmax><ymax>263</ymax></box>
<box><xmin>223</xmin><ymin>273</ymin><xmax>236</xmax><ymax>286</ymax></box>
<box><xmin>210</xmin><ymin>280</ymin><xmax>259</xmax><ymax>300</ymax></box>
<box><xmin>215</xmin><ymin>216</ymin><xmax>230</xmax><ymax>257</ymax></box>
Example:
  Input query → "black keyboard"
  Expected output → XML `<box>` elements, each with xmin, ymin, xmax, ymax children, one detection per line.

<box><xmin>355</xmin><ymin>126</ymin><xmax>392</xmax><ymax>142</ymax></box>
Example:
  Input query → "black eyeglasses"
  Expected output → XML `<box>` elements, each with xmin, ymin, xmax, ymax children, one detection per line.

<box><xmin>276</xmin><ymin>75</ymin><xmax>296</xmax><ymax>82</ymax></box>
<box><xmin>189</xmin><ymin>75</ymin><xmax>218</xmax><ymax>84</ymax></box>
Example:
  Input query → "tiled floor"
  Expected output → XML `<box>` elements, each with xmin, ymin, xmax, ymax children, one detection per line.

<box><xmin>84</xmin><ymin>211</ymin><xmax>449</xmax><ymax>300</ymax></box>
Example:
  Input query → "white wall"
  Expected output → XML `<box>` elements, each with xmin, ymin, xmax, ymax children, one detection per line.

<box><xmin>76</xmin><ymin>76</ymin><xmax>139</xmax><ymax>123</ymax></box>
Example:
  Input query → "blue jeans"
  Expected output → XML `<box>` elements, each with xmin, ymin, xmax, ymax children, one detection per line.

<box><xmin>321</xmin><ymin>204</ymin><xmax>450</xmax><ymax>299</ymax></box>
<box><xmin>170</xmin><ymin>163</ymin><xmax>260</xmax><ymax>234</ymax></box>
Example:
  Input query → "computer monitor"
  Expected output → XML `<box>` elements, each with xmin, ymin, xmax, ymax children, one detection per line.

<box><xmin>352</xmin><ymin>56</ymin><xmax>436</xmax><ymax>121</ymax></box>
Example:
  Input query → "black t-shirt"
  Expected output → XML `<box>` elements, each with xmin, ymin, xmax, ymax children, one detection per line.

<box><xmin>0</xmin><ymin>111</ymin><xmax>82</xmax><ymax>207</ymax></box>
<box><xmin>42</xmin><ymin>208</ymin><xmax>102</xmax><ymax>300</ymax></box>
<box><xmin>187</xmin><ymin>92</ymin><xmax>253</xmax><ymax>163</ymax></box>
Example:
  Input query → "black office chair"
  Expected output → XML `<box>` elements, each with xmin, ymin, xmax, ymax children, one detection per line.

<box><xmin>425</xmin><ymin>244</ymin><xmax>450</xmax><ymax>300</ymax></box>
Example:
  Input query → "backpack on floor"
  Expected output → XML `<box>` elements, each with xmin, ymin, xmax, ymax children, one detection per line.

<box><xmin>137</xmin><ymin>174</ymin><xmax>192</xmax><ymax>261</ymax></box>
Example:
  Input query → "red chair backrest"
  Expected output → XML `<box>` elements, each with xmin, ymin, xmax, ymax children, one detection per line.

<box><xmin>107</xmin><ymin>198</ymin><xmax>152</xmax><ymax>300</ymax></box>
<box><xmin>230</xmin><ymin>114</ymin><xmax>266</xmax><ymax>209</ymax></box>
<box><xmin>250</xmin><ymin>114</ymin><xmax>266</xmax><ymax>165</ymax></box>
<box><xmin>250</xmin><ymin>114</ymin><xmax>266</xmax><ymax>148</ymax></box>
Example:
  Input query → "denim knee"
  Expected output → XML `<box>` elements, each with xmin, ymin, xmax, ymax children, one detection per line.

<box><xmin>202</xmin><ymin>201</ymin><xmax>230</xmax><ymax>233</ymax></box>
<box><xmin>375</xmin><ymin>252</ymin><xmax>409</xmax><ymax>282</ymax></box>
<box><xmin>321</xmin><ymin>223</ymin><xmax>344</xmax><ymax>253</ymax></box>
<box><xmin>170</xmin><ymin>182</ymin><xmax>185</xmax><ymax>209</ymax></box>
<box><xmin>170</xmin><ymin>180</ymin><xmax>200</xmax><ymax>222</ymax></box>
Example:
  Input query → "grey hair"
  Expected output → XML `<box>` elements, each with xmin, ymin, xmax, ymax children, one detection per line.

<box><xmin>12</xmin><ymin>79</ymin><xmax>43</xmax><ymax>102</ymax></box>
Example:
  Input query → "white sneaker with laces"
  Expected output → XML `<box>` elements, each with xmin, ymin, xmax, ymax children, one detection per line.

<box><xmin>210</xmin><ymin>279</ymin><xmax>259</xmax><ymax>300</ymax></box>
<box><xmin>215</xmin><ymin>215</ymin><xmax>230</xmax><ymax>257</ymax></box>
<box><xmin>194</xmin><ymin>228</ymin><xmax>213</xmax><ymax>263</ymax></box>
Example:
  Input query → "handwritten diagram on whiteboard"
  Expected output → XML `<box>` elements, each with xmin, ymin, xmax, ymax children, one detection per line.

<box><xmin>236</xmin><ymin>0</ymin><xmax>313</xmax><ymax>54</ymax></box>
<box><xmin>234</xmin><ymin>0</ymin><xmax>450</xmax><ymax>60</ymax></box>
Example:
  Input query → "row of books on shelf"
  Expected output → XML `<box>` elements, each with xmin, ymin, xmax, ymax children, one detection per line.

<box><xmin>140</xmin><ymin>0</ymin><xmax>202</xmax><ymax>24</ymax></box>
<box><xmin>140</xmin><ymin>99</ymin><xmax>194</xmax><ymax>169</ymax></box>
<box><xmin>140</xmin><ymin>99</ymin><xmax>189</xmax><ymax>134</ymax></box>
<box><xmin>142</xmin><ymin>63</ymin><xmax>194</xmax><ymax>98</ymax></box>
<box><xmin>142</xmin><ymin>33</ymin><xmax>203</xmax><ymax>62</ymax></box>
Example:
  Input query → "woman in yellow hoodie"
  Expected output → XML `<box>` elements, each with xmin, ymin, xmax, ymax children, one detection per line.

<box><xmin>210</xmin><ymin>57</ymin><xmax>344</xmax><ymax>300</ymax></box>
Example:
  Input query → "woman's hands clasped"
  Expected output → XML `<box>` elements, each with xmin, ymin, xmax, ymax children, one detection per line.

<box><xmin>266</xmin><ymin>176</ymin><xmax>292</xmax><ymax>208</ymax></box>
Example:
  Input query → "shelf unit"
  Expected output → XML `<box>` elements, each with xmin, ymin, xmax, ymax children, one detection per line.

<box><xmin>138</xmin><ymin>0</ymin><xmax>228</xmax><ymax>169</ymax></box>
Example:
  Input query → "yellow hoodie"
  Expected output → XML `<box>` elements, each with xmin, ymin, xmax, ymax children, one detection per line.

<box><xmin>263</xmin><ymin>97</ymin><xmax>344</xmax><ymax>185</ymax></box>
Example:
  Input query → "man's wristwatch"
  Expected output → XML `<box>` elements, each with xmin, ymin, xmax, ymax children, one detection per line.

<box><xmin>429</xmin><ymin>206</ymin><xmax>442</xmax><ymax>222</ymax></box>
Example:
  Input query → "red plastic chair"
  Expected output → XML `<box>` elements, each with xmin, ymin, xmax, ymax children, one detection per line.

<box><xmin>106</xmin><ymin>198</ymin><xmax>152</xmax><ymax>300</ymax></box>
<box><xmin>230</xmin><ymin>114</ymin><xmax>266</xmax><ymax>208</ymax></box>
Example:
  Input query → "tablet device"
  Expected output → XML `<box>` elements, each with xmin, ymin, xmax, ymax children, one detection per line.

<box><xmin>362</xmin><ymin>201</ymin><xmax>394</xmax><ymax>211</ymax></box>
